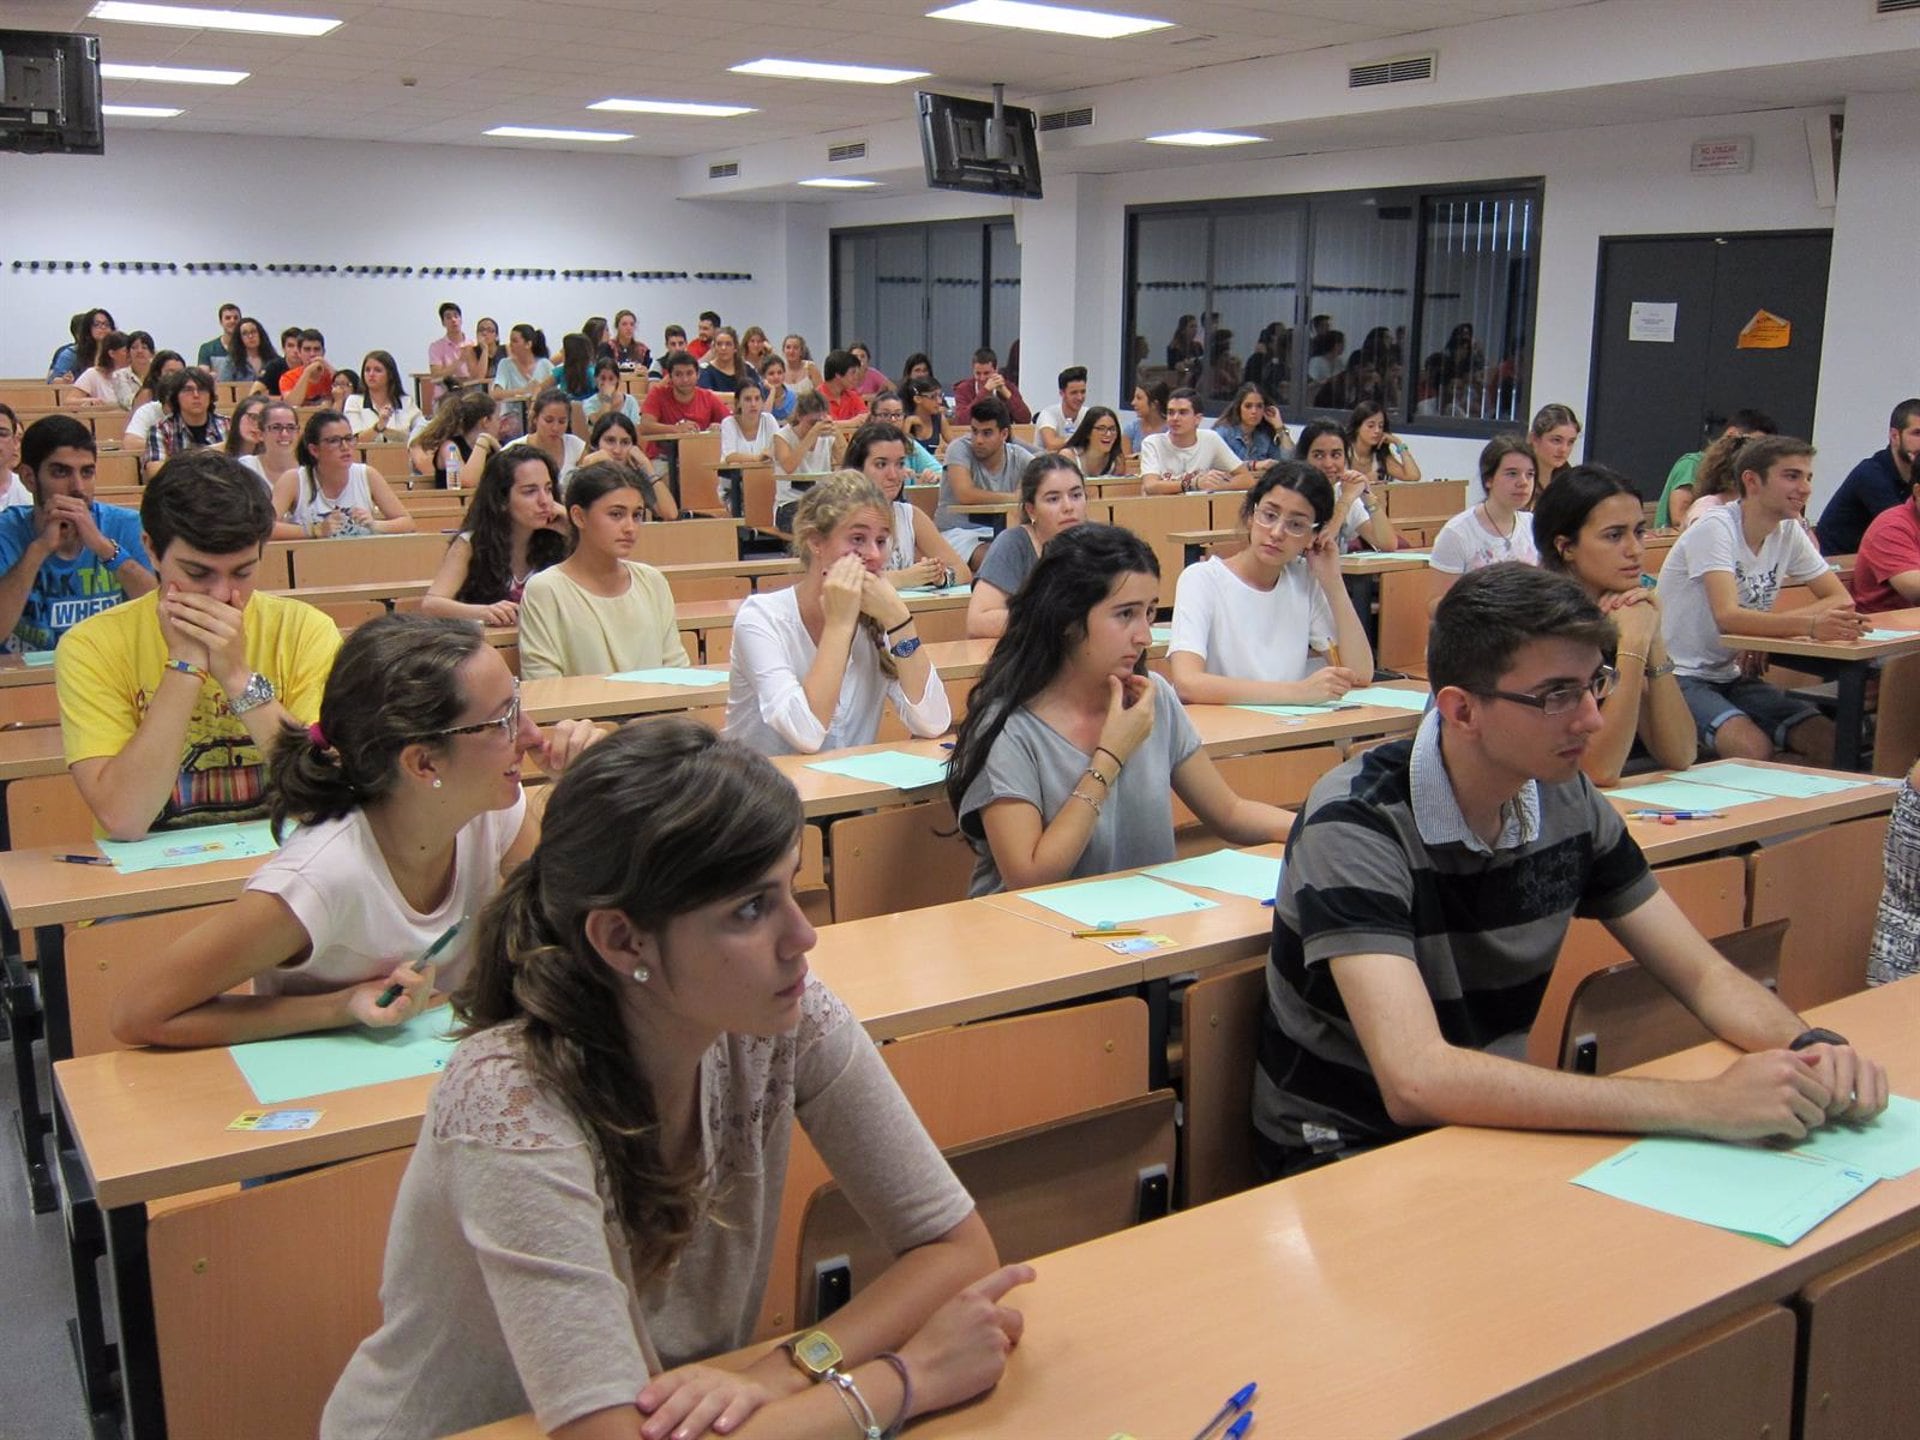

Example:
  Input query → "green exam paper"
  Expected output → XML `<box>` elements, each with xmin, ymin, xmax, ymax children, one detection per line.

<box><xmin>604</xmin><ymin>667</ymin><xmax>730</xmax><ymax>686</ymax></box>
<box><xmin>98</xmin><ymin>820</ymin><xmax>281</xmax><ymax>875</ymax></box>
<box><xmin>1021</xmin><ymin>874</ymin><xmax>1219</xmax><ymax>928</ymax></box>
<box><xmin>1572</xmin><ymin>1136</ymin><xmax>1876</xmax><ymax>1245</ymax></box>
<box><xmin>1143</xmin><ymin>849</ymin><xmax>1283</xmax><ymax>901</ymax></box>
<box><xmin>229</xmin><ymin>1004</ymin><xmax>463</xmax><ymax>1105</ymax></box>
<box><xmin>805</xmin><ymin>750</ymin><xmax>949</xmax><ymax>789</ymax></box>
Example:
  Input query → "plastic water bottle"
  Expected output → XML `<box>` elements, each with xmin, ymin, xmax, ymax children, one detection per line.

<box><xmin>442</xmin><ymin>440</ymin><xmax>462</xmax><ymax>491</ymax></box>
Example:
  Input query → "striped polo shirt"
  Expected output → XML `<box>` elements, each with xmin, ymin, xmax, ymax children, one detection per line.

<box><xmin>1254</xmin><ymin>711</ymin><xmax>1658</xmax><ymax>1156</ymax></box>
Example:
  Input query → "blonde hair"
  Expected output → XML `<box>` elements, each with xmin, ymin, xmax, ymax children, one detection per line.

<box><xmin>791</xmin><ymin>471</ymin><xmax>898</xmax><ymax>677</ymax></box>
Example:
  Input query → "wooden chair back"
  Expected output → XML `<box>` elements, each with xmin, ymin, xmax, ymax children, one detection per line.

<box><xmin>1873</xmin><ymin>653</ymin><xmax>1920</xmax><ymax>777</ymax></box>
<box><xmin>1104</xmin><ymin>495</ymin><xmax>1211</xmax><ymax>606</ymax></box>
<box><xmin>280</xmin><ymin>534</ymin><xmax>449</xmax><ymax>589</ymax></box>
<box><xmin>754</xmin><ymin>997</ymin><xmax>1148</xmax><ymax>1337</ymax></box>
<box><xmin>1559</xmin><ymin>920</ymin><xmax>1789</xmax><ymax>1073</ymax></box>
<box><xmin>1381</xmin><ymin>479</ymin><xmax>1467</xmax><ymax>523</ymax></box>
<box><xmin>1180</xmin><ymin>957</ymin><xmax>1268</xmax><ymax>1207</ymax></box>
<box><xmin>1748</xmin><ymin>814</ymin><xmax>1890</xmax><ymax>1010</ymax></box>
<box><xmin>148</xmin><ymin>1147</ymin><xmax>409</xmax><ymax>1439</ymax></box>
<box><xmin>827</xmin><ymin>800</ymin><xmax>973</xmax><ymax>923</ymax></box>
<box><xmin>1170</xmin><ymin>749</ymin><xmax>1338</xmax><ymax>854</ymax></box>
<box><xmin>0</xmin><ymin>681</ymin><xmax>61</xmax><ymax>728</ymax></box>
<box><xmin>1376</xmin><ymin>565</ymin><xmax>1445</xmax><ymax>673</ymax></box>
<box><xmin>1526</xmin><ymin>855</ymin><xmax>1746</xmax><ymax>1068</ymax></box>
<box><xmin>795</xmin><ymin>1092</ymin><xmax>1176</xmax><ymax>1324</ymax></box>
<box><xmin>629</xmin><ymin>516</ymin><xmax>738</xmax><ymax>567</ymax></box>
<box><xmin>8</xmin><ymin>771</ymin><xmax>96</xmax><ymax>849</ymax></box>
<box><xmin>96</xmin><ymin>451</ymin><xmax>140</xmax><ymax>487</ymax></box>
<box><xmin>66</xmin><ymin>904</ymin><xmax>228</xmax><ymax>1057</ymax></box>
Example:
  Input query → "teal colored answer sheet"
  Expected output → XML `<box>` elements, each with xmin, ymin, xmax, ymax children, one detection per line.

<box><xmin>1608</xmin><ymin>779</ymin><xmax>1773</xmax><ymax>812</ymax></box>
<box><xmin>1340</xmin><ymin>686</ymin><xmax>1431</xmax><ymax>712</ymax></box>
<box><xmin>899</xmin><ymin>583</ymin><xmax>974</xmax><ymax>598</ymax></box>
<box><xmin>98</xmin><ymin>820</ymin><xmax>280</xmax><ymax>875</ymax></box>
<box><xmin>1693</xmin><ymin>763</ymin><xmax>1871</xmax><ymax>800</ymax></box>
<box><xmin>1234</xmin><ymin>703</ymin><xmax>1344</xmax><ymax>717</ymax></box>
<box><xmin>1150</xmin><ymin>625</ymin><xmax>1174</xmax><ymax>644</ymax></box>
<box><xmin>1021</xmin><ymin>874</ymin><xmax>1219</xmax><ymax>928</ymax></box>
<box><xmin>22</xmin><ymin>650</ymin><xmax>54</xmax><ymax>667</ymax></box>
<box><xmin>1572</xmin><ymin>1136</ymin><xmax>1876</xmax><ymax>1246</ymax></box>
<box><xmin>1864</xmin><ymin>629</ymin><xmax>1913</xmax><ymax>643</ymax></box>
<box><xmin>1144</xmin><ymin>849</ymin><xmax>1283</xmax><ymax>901</ymax></box>
<box><xmin>229</xmin><ymin>1004</ymin><xmax>463</xmax><ymax>1105</ymax></box>
<box><xmin>1795</xmin><ymin>1096</ymin><xmax>1920</xmax><ymax>1180</ymax></box>
<box><xmin>604</xmin><ymin>667</ymin><xmax>730</xmax><ymax>686</ymax></box>
<box><xmin>805</xmin><ymin>750</ymin><xmax>949</xmax><ymax>789</ymax></box>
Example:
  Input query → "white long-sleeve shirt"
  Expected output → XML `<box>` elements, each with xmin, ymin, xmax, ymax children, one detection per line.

<box><xmin>722</xmin><ymin>585</ymin><xmax>950</xmax><ymax>754</ymax></box>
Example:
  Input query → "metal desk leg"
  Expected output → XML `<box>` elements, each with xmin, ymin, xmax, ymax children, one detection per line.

<box><xmin>3</xmin><ymin>917</ymin><xmax>53</xmax><ymax>1211</ymax></box>
<box><xmin>1346</xmin><ymin>574</ymin><xmax>1382</xmax><ymax>656</ymax></box>
<box><xmin>1832</xmin><ymin>662</ymin><xmax>1869</xmax><ymax>772</ymax></box>
<box><xmin>1184</xmin><ymin>540</ymin><xmax>1204</xmax><ymax>570</ymax></box>
<box><xmin>107</xmin><ymin>1201</ymin><xmax>166</xmax><ymax>1439</ymax></box>
<box><xmin>1142</xmin><ymin>979</ymin><xmax>1170</xmax><ymax>1091</ymax></box>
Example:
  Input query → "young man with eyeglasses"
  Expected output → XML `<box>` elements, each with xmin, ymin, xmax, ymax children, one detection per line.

<box><xmin>57</xmin><ymin>449</ymin><xmax>341</xmax><ymax>839</ymax></box>
<box><xmin>1253</xmin><ymin>563</ymin><xmax>1887</xmax><ymax>1178</ymax></box>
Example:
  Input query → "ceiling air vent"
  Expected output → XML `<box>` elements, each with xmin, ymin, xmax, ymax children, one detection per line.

<box><xmin>1039</xmin><ymin>105</ymin><xmax>1094</xmax><ymax>133</ymax></box>
<box><xmin>827</xmin><ymin>140</ymin><xmax>867</xmax><ymax>164</ymax></box>
<box><xmin>1349</xmin><ymin>53</ymin><xmax>1436</xmax><ymax>89</ymax></box>
<box><xmin>708</xmin><ymin>161</ymin><xmax>738</xmax><ymax>180</ymax></box>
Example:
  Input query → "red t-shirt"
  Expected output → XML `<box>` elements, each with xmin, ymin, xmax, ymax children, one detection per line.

<box><xmin>1852</xmin><ymin>499</ymin><xmax>1920</xmax><ymax>614</ymax></box>
<box><xmin>640</xmin><ymin>384</ymin><xmax>730</xmax><ymax>458</ymax></box>
<box><xmin>687</xmin><ymin>338</ymin><xmax>711</xmax><ymax>361</ymax></box>
<box><xmin>824</xmin><ymin>384</ymin><xmax>867</xmax><ymax>423</ymax></box>
<box><xmin>279</xmin><ymin>360</ymin><xmax>334</xmax><ymax>398</ymax></box>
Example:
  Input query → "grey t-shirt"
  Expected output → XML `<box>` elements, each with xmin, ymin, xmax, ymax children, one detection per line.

<box><xmin>976</xmin><ymin>525</ymin><xmax>1041</xmax><ymax>598</ymax></box>
<box><xmin>936</xmin><ymin>436</ymin><xmax>1034</xmax><ymax>531</ymax></box>
<box><xmin>957</xmin><ymin>671</ymin><xmax>1202</xmax><ymax>896</ymax></box>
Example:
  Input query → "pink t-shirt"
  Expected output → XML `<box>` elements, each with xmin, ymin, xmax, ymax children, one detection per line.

<box><xmin>247</xmin><ymin>792</ymin><xmax>526</xmax><ymax>996</ymax></box>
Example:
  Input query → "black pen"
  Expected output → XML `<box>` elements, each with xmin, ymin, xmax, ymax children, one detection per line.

<box><xmin>56</xmin><ymin>853</ymin><xmax>111</xmax><ymax>866</ymax></box>
<box><xmin>376</xmin><ymin>921</ymin><xmax>463</xmax><ymax>1008</ymax></box>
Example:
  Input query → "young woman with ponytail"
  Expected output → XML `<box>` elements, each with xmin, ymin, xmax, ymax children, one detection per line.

<box><xmin>723</xmin><ymin>472</ymin><xmax>949</xmax><ymax>755</ymax></box>
<box><xmin>324</xmin><ymin>719</ymin><xmax>1032</xmax><ymax>1440</ymax></box>
<box><xmin>110</xmin><ymin>613</ymin><xmax>600</xmax><ymax>1048</ymax></box>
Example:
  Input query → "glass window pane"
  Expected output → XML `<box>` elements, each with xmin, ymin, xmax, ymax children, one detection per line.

<box><xmin>1415</xmin><ymin>192</ymin><xmax>1537</xmax><ymax>425</ymax></box>
<box><xmin>1210</xmin><ymin>207</ymin><xmax>1303</xmax><ymax>415</ymax></box>
<box><xmin>927</xmin><ymin>222</ymin><xmax>983</xmax><ymax>390</ymax></box>
<box><xmin>833</xmin><ymin>233</ymin><xmax>880</xmax><ymax>359</ymax></box>
<box><xmin>1305</xmin><ymin>199</ymin><xmax>1415</xmax><ymax>417</ymax></box>
<box><xmin>865</xmin><ymin>230</ymin><xmax>927</xmax><ymax>385</ymax></box>
<box><xmin>1128</xmin><ymin>213</ymin><xmax>1209</xmax><ymax>400</ymax></box>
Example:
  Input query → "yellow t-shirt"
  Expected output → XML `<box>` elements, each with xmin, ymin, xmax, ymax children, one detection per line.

<box><xmin>56</xmin><ymin>589</ymin><xmax>342</xmax><ymax>831</ymax></box>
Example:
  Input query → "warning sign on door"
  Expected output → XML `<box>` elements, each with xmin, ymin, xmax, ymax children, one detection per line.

<box><xmin>1737</xmin><ymin>310</ymin><xmax>1792</xmax><ymax>350</ymax></box>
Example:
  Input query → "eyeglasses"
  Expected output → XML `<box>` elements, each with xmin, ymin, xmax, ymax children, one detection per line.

<box><xmin>1250</xmin><ymin>506</ymin><xmax>1316</xmax><ymax>538</ymax></box>
<box><xmin>428</xmin><ymin>680</ymin><xmax>522</xmax><ymax>741</ymax></box>
<box><xmin>317</xmin><ymin>433</ymin><xmax>356</xmax><ymax>448</ymax></box>
<box><xmin>1478</xmin><ymin>666</ymin><xmax>1618</xmax><ymax>715</ymax></box>
<box><xmin>265</xmin><ymin>423</ymin><xmax>299</xmax><ymax>435</ymax></box>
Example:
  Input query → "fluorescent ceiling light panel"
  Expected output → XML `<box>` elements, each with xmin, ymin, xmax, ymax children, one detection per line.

<box><xmin>589</xmin><ymin>98</ymin><xmax>756</xmax><ymax>117</ymax></box>
<box><xmin>730</xmin><ymin>58</ymin><xmax>928</xmax><ymax>84</ymax></box>
<box><xmin>99</xmin><ymin>61</ymin><xmax>248</xmax><ymax>83</ymax></box>
<box><xmin>799</xmin><ymin>176</ymin><xmax>880</xmax><ymax>188</ymax></box>
<box><xmin>484</xmin><ymin>125</ymin><xmax>631</xmax><ymax>142</ymax></box>
<box><xmin>1145</xmin><ymin>129</ymin><xmax>1263</xmax><ymax>146</ymax></box>
<box><xmin>102</xmin><ymin>103</ymin><xmax>185</xmax><ymax>116</ymax></box>
<box><xmin>926</xmin><ymin>0</ymin><xmax>1169</xmax><ymax>39</ymax></box>
<box><xmin>89</xmin><ymin>2</ymin><xmax>341</xmax><ymax>36</ymax></box>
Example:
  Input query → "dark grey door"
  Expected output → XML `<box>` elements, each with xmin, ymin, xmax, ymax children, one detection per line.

<box><xmin>1586</xmin><ymin>231</ymin><xmax>1830</xmax><ymax>500</ymax></box>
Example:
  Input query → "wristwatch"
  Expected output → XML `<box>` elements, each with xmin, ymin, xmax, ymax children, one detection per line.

<box><xmin>787</xmin><ymin>1329</ymin><xmax>845</xmax><ymax>1382</ymax></box>
<box><xmin>227</xmin><ymin>672</ymin><xmax>277</xmax><ymax>715</ymax></box>
<box><xmin>1788</xmin><ymin>1027</ymin><xmax>1848</xmax><ymax>1052</ymax></box>
<box><xmin>889</xmin><ymin>635</ymin><xmax>922</xmax><ymax>660</ymax></box>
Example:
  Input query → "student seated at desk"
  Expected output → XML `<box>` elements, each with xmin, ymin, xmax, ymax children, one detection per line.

<box><xmin>1851</xmin><ymin>458</ymin><xmax>1920</xmax><ymax>614</ymax></box>
<box><xmin>937</xmin><ymin>396</ymin><xmax>1034</xmax><ymax>573</ymax></box>
<box><xmin>1296</xmin><ymin>422</ymin><xmax>1399</xmax><ymax>553</ymax></box>
<box><xmin>517</xmin><ymin>463</ymin><xmax>690</xmax><ymax>681</ymax></box>
<box><xmin>271</xmin><ymin>410</ymin><xmax>417</xmax><ymax>539</ymax></box>
<box><xmin>410</xmin><ymin>389</ymin><xmax>502</xmax><ymax>490</ymax></box>
<box><xmin>1167</xmin><ymin>463</ymin><xmax>1373</xmax><ymax>706</ymax></box>
<box><xmin>771</xmin><ymin>390</ymin><xmax>841</xmax><ymax>535</ymax></box>
<box><xmin>56</xmin><ymin>451</ymin><xmax>342</xmax><ymax>839</ymax></box>
<box><xmin>505</xmin><ymin>388</ymin><xmax>587</xmax><ymax>489</ymax></box>
<box><xmin>582</xmin><ymin>412</ymin><xmax>678</xmax><ymax>521</ymax></box>
<box><xmin>948</xmin><ymin>524</ymin><xmax>1293</xmax><ymax>897</ymax></box>
<box><xmin>322</xmin><ymin>721</ymin><xmax>1029</xmax><ymax>1440</ymax></box>
<box><xmin>1138</xmin><ymin>388</ymin><xmax>1252</xmax><ymax>496</ymax></box>
<box><xmin>1253</xmin><ymin>564</ymin><xmax>1888</xmax><ymax>1180</ymax></box>
<box><xmin>844</xmin><ymin>421</ymin><xmax>970</xmax><ymax>591</ymax></box>
<box><xmin>1658</xmin><ymin>435</ymin><xmax>1867</xmax><ymax>764</ymax></box>
<box><xmin>1061</xmin><ymin>405</ymin><xmax>1129</xmax><ymax>480</ymax></box>
<box><xmin>1429</xmin><ymin>434</ymin><xmax>1539</xmax><ymax>592</ymax></box>
<box><xmin>111</xmin><ymin>615</ymin><xmax>600</xmax><ymax>1047</ymax></box>
<box><xmin>423</xmin><ymin>447</ymin><xmax>569</xmax><ymax>628</ymax></box>
<box><xmin>0</xmin><ymin>415</ymin><xmax>155</xmax><ymax>654</ymax></box>
<box><xmin>966</xmin><ymin>453</ymin><xmax>1086</xmax><ymax>639</ymax></box>
<box><xmin>725</xmin><ymin>473</ymin><xmax>949</xmax><ymax>756</ymax></box>
<box><xmin>1534</xmin><ymin>465</ymin><xmax>1695</xmax><ymax>786</ymax></box>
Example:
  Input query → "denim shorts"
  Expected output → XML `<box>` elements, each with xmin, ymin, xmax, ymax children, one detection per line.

<box><xmin>1676</xmin><ymin>674</ymin><xmax>1821</xmax><ymax>750</ymax></box>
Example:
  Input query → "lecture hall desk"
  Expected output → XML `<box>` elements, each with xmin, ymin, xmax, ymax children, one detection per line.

<box><xmin>453</xmin><ymin>981</ymin><xmax>1920</xmax><ymax>1440</ymax></box>
<box><xmin>1717</xmin><ymin>604</ymin><xmax>1920</xmax><ymax>771</ymax></box>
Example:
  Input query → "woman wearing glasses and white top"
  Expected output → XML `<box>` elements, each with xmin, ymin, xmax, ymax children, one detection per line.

<box><xmin>272</xmin><ymin>411</ymin><xmax>417</xmax><ymax>540</ymax></box>
<box><xmin>111</xmin><ymin>615</ymin><xmax>601</xmax><ymax>1049</ymax></box>
<box><xmin>1167</xmin><ymin>463</ymin><xmax>1374</xmax><ymax>707</ymax></box>
<box><xmin>1429</xmin><ymin>435</ymin><xmax>1539</xmax><ymax>598</ymax></box>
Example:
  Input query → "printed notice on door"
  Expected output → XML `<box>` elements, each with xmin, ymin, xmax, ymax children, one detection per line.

<box><xmin>1737</xmin><ymin>309</ymin><xmax>1792</xmax><ymax>350</ymax></box>
<box><xmin>1628</xmin><ymin>301</ymin><xmax>1678</xmax><ymax>344</ymax></box>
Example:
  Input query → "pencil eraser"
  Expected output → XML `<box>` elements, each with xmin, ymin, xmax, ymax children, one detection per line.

<box><xmin>1659</xmin><ymin>814</ymin><xmax>1677</xmax><ymax>825</ymax></box>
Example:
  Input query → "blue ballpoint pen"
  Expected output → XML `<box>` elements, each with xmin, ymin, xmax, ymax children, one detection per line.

<box><xmin>1191</xmin><ymin>1382</ymin><xmax>1257</xmax><ymax>1440</ymax></box>
<box><xmin>1625</xmin><ymin>809</ymin><xmax>1725</xmax><ymax>820</ymax></box>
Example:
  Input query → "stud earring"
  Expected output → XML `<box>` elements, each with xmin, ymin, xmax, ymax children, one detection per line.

<box><xmin>432</xmin><ymin>777</ymin><xmax>443</xmax><ymax>789</ymax></box>
<box><xmin>632</xmin><ymin>964</ymin><xmax>650</xmax><ymax>984</ymax></box>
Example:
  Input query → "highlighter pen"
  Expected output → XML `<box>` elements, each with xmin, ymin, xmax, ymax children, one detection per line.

<box><xmin>1071</xmin><ymin>927</ymin><xmax>1146</xmax><ymax>939</ymax></box>
<box><xmin>376</xmin><ymin>920</ymin><xmax>463</xmax><ymax>1008</ymax></box>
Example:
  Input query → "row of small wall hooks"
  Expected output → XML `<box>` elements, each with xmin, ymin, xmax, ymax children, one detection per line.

<box><xmin>9</xmin><ymin>260</ymin><xmax>754</xmax><ymax>281</ymax></box>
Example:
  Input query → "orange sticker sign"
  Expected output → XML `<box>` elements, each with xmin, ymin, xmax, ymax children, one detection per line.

<box><xmin>1737</xmin><ymin>310</ymin><xmax>1791</xmax><ymax>350</ymax></box>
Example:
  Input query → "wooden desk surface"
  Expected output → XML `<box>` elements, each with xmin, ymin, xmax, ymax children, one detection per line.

<box><xmin>0</xmin><ymin>656</ymin><xmax>56</xmax><ymax>689</ymax></box>
<box><xmin>907</xmin><ymin>982</ymin><xmax>1920</xmax><ymax>1440</ymax></box>
<box><xmin>656</xmin><ymin>557</ymin><xmax>801</xmax><ymax>585</ymax></box>
<box><xmin>0</xmin><ymin>723</ymin><xmax>66</xmax><ymax>781</ymax></box>
<box><xmin>275</xmin><ymin>580</ymin><xmax>431</xmax><ymax>607</ymax></box>
<box><xmin>1719</xmin><ymin>606</ymin><xmax>1920</xmax><ymax>664</ymax></box>
<box><xmin>1609</xmin><ymin>759</ymin><xmax>1900</xmax><ymax>864</ymax></box>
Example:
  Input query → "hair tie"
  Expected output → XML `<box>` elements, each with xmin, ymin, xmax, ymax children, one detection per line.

<box><xmin>307</xmin><ymin>721</ymin><xmax>330</xmax><ymax>751</ymax></box>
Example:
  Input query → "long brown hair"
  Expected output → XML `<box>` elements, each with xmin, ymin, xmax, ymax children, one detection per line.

<box><xmin>455</xmin><ymin>720</ymin><xmax>805</xmax><ymax>1279</ymax></box>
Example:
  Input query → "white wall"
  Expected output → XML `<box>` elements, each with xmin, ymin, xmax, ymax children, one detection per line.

<box><xmin>1812</xmin><ymin>91</ymin><xmax>1920</xmax><ymax>499</ymax></box>
<box><xmin>0</xmin><ymin>132</ymin><xmax>794</xmax><ymax>382</ymax></box>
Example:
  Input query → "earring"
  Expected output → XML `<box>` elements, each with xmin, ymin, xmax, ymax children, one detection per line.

<box><xmin>632</xmin><ymin>964</ymin><xmax>650</xmax><ymax>984</ymax></box>
<box><xmin>432</xmin><ymin>777</ymin><xmax>443</xmax><ymax>789</ymax></box>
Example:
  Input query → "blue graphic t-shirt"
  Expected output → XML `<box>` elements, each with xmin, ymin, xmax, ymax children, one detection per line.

<box><xmin>0</xmin><ymin>503</ymin><xmax>150</xmax><ymax>652</ymax></box>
